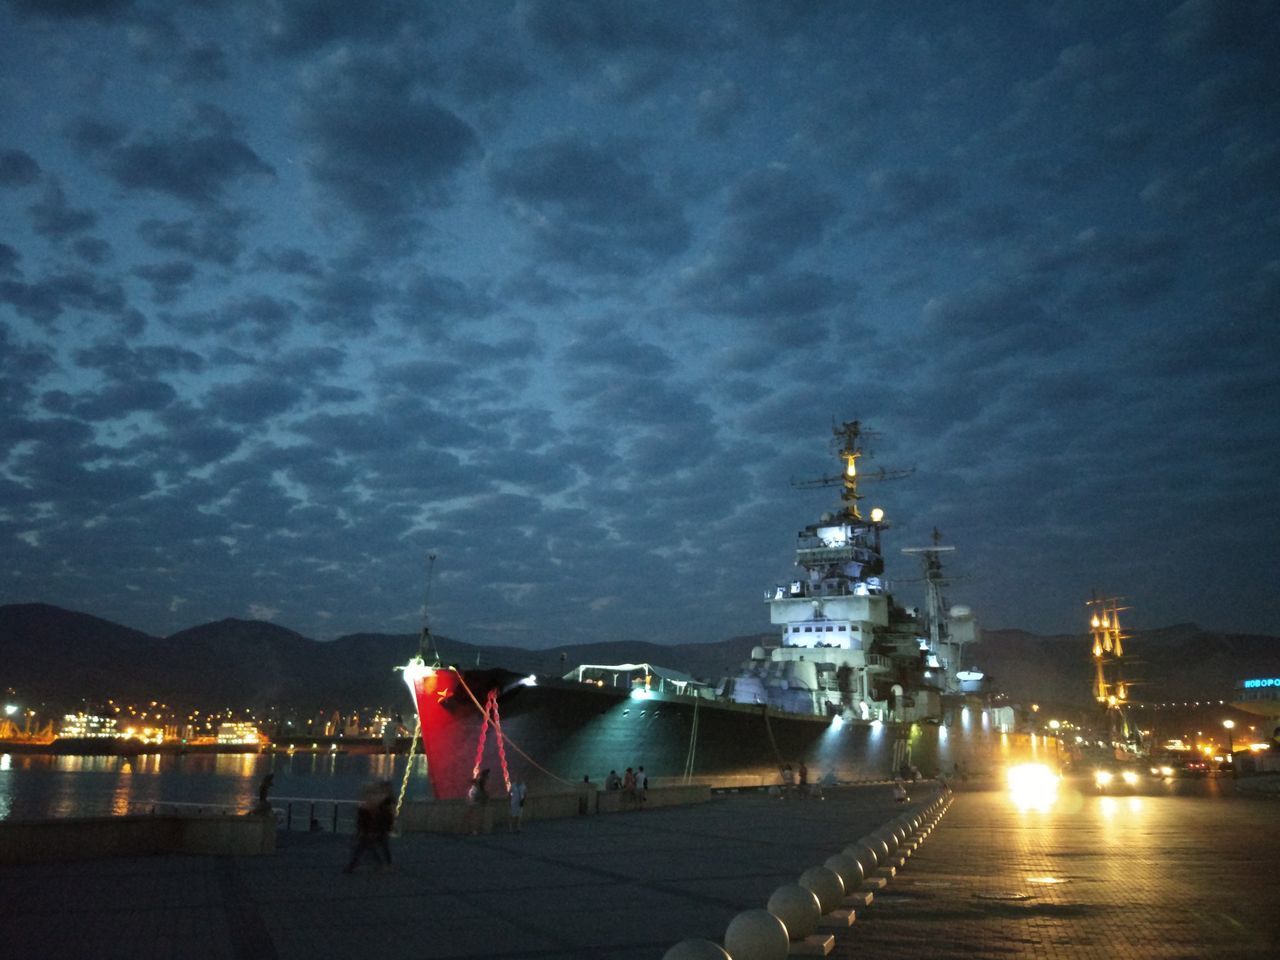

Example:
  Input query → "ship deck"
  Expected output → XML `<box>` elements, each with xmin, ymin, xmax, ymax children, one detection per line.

<box><xmin>2</xmin><ymin>778</ymin><xmax>1277</xmax><ymax>959</ymax></box>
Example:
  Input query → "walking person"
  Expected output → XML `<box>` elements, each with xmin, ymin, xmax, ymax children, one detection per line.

<box><xmin>508</xmin><ymin>779</ymin><xmax>527</xmax><ymax>833</ymax></box>
<box><xmin>798</xmin><ymin>762</ymin><xmax>809</xmax><ymax>799</ymax></box>
<box><xmin>343</xmin><ymin>782</ymin><xmax>387</xmax><ymax>873</ymax></box>
<box><xmin>636</xmin><ymin>765</ymin><xmax>648</xmax><ymax>807</ymax></box>
<box><xmin>373</xmin><ymin>781</ymin><xmax>395</xmax><ymax>868</ymax></box>
<box><xmin>622</xmin><ymin>767</ymin><xmax>636</xmax><ymax>807</ymax></box>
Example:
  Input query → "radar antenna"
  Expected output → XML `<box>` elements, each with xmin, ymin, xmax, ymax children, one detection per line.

<box><xmin>789</xmin><ymin>419</ymin><xmax>913</xmax><ymax>520</ymax></box>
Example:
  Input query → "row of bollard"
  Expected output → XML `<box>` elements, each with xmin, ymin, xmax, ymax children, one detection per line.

<box><xmin>662</xmin><ymin>788</ymin><xmax>954</xmax><ymax>960</ymax></box>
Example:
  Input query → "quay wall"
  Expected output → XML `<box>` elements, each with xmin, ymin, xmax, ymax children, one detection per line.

<box><xmin>0</xmin><ymin>812</ymin><xmax>276</xmax><ymax>865</ymax></box>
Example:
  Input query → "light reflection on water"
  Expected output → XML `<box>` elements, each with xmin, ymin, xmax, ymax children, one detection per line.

<box><xmin>0</xmin><ymin>751</ymin><xmax>429</xmax><ymax>821</ymax></box>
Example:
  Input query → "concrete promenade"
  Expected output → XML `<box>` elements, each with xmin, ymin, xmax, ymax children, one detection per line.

<box><xmin>1</xmin><ymin>779</ymin><xmax>1276</xmax><ymax>959</ymax></box>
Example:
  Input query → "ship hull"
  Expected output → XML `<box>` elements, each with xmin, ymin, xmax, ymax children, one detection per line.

<box><xmin>409</xmin><ymin>667</ymin><xmax>1042</xmax><ymax>799</ymax></box>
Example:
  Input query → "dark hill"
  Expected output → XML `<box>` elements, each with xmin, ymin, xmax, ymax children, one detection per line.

<box><xmin>2</xmin><ymin>603</ymin><xmax>1273</xmax><ymax>713</ymax></box>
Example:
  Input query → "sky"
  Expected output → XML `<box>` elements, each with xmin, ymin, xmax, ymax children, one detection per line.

<box><xmin>1</xmin><ymin>1</ymin><xmax>1278</xmax><ymax>650</ymax></box>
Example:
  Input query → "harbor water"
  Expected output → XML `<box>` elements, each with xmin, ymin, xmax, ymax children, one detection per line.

<box><xmin>0</xmin><ymin>751</ymin><xmax>430</xmax><ymax>821</ymax></box>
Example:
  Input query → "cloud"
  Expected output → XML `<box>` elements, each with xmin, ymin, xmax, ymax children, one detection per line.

<box><xmin>132</xmin><ymin>261</ymin><xmax>197</xmax><ymax>304</ymax></box>
<box><xmin>0</xmin><ymin>270</ymin><xmax>127</xmax><ymax>326</ymax></box>
<box><xmin>0</xmin><ymin>324</ymin><xmax>57</xmax><ymax>408</ymax></box>
<box><xmin>297</xmin><ymin>47</ymin><xmax>479</xmax><ymax>226</ymax></box>
<box><xmin>253</xmin><ymin>246</ymin><xmax>323</xmax><ymax>278</ymax></box>
<box><xmin>674</xmin><ymin>166</ymin><xmax>844</xmax><ymax>333</ymax></box>
<box><xmin>397</xmin><ymin>272</ymin><xmax>497</xmax><ymax>331</ymax></box>
<box><xmin>0</xmin><ymin>149</ymin><xmax>41</xmax><ymax>186</ymax></box>
<box><xmin>520</xmin><ymin>0</ymin><xmax>691</xmax><ymax>59</ymax></box>
<box><xmin>921</xmin><ymin>277</ymin><xmax>1075</xmax><ymax>365</ymax></box>
<box><xmin>177</xmin><ymin>42</ymin><xmax>230</xmax><ymax>84</ymax></box>
<box><xmin>128</xmin><ymin>19</ymin><xmax>230</xmax><ymax>86</ymax></box>
<box><xmin>561</xmin><ymin>323</ymin><xmax>674</xmax><ymax>375</ymax></box>
<box><xmin>70</xmin><ymin>105</ymin><xmax>274</xmax><ymax>205</ymax></box>
<box><xmin>204</xmin><ymin>377</ymin><xmax>305</xmax><ymax>424</ymax></box>
<box><xmin>167</xmin><ymin>293</ymin><xmax>299</xmax><ymax>345</ymax></box>
<box><xmin>141</xmin><ymin>404</ymin><xmax>243</xmax><ymax>467</ymax></box>
<box><xmin>258</xmin><ymin>0</ymin><xmax>430</xmax><ymax>56</ymax></box>
<box><xmin>1165</xmin><ymin>0</ymin><xmax>1280</xmax><ymax>56</ymax></box>
<box><xmin>73</xmin><ymin>339</ymin><xmax>205</xmax><ymax>380</ymax></box>
<box><xmin>42</xmin><ymin>378</ymin><xmax>177</xmax><ymax>421</ymax></box>
<box><xmin>6</xmin><ymin>0</ymin><xmax>134</xmax><ymax>20</ymax></box>
<box><xmin>449</xmin><ymin>43</ymin><xmax>537</xmax><ymax>104</ymax></box>
<box><xmin>70</xmin><ymin>237</ymin><xmax>112</xmax><ymax>265</ymax></box>
<box><xmin>490</xmin><ymin>132</ymin><xmax>690</xmax><ymax>272</ymax></box>
<box><xmin>704</xmin><ymin>166</ymin><xmax>841</xmax><ymax>277</ymax></box>
<box><xmin>137</xmin><ymin>211</ymin><xmax>248</xmax><ymax>266</ymax></box>
<box><xmin>26</xmin><ymin>180</ymin><xmax>97</xmax><ymax>240</ymax></box>
<box><xmin>695</xmin><ymin>81</ymin><xmax>744</xmax><ymax>139</ymax></box>
<box><xmin>863</xmin><ymin>167</ymin><xmax>961</xmax><ymax>226</ymax></box>
<box><xmin>0</xmin><ymin>243</ymin><xmax>19</xmax><ymax>275</ymax></box>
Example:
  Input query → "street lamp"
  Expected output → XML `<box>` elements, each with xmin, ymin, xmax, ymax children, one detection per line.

<box><xmin>1223</xmin><ymin>720</ymin><xmax>1236</xmax><ymax>779</ymax></box>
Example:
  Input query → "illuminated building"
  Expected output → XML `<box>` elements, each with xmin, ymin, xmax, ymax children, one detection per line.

<box><xmin>58</xmin><ymin>713</ymin><xmax>119</xmax><ymax>738</ymax></box>
<box><xmin>215</xmin><ymin>722</ymin><xmax>263</xmax><ymax>745</ymax></box>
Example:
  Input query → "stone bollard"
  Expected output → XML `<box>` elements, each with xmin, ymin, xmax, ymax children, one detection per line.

<box><xmin>662</xmin><ymin>939</ymin><xmax>733</xmax><ymax>960</ymax></box>
<box><xmin>845</xmin><ymin>840</ymin><xmax>880</xmax><ymax>875</ymax></box>
<box><xmin>766</xmin><ymin>884</ymin><xmax>821</xmax><ymax>940</ymax></box>
<box><xmin>724</xmin><ymin>908</ymin><xmax>789</xmax><ymax>960</ymax></box>
<box><xmin>823</xmin><ymin>852</ymin><xmax>864</xmax><ymax>891</ymax></box>
<box><xmin>799</xmin><ymin>865</ymin><xmax>845</xmax><ymax>914</ymax></box>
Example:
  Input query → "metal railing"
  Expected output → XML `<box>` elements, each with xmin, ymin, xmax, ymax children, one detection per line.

<box><xmin>125</xmin><ymin>796</ymin><xmax>361</xmax><ymax>833</ymax></box>
<box><xmin>271</xmin><ymin>796</ymin><xmax>361</xmax><ymax>834</ymax></box>
<box><xmin>126</xmin><ymin>800</ymin><xmax>241</xmax><ymax>817</ymax></box>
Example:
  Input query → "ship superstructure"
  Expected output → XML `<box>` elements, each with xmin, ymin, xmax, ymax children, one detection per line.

<box><xmin>726</xmin><ymin>421</ymin><xmax>980</xmax><ymax>723</ymax></box>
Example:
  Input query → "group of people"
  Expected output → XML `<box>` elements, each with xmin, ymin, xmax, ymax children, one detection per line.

<box><xmin>603</xmin><ymin>765</ymin><xmax>648</xmax><ymax>805</ymax></box>
<box><xmin>778</xmin><ymin>762</ymin><xmax>823</xmax><ymax>799</ymax></box>
<box><xmin>462</xmin><ymin>768</ymin><xmax>528</xmax><ymax>835</ymax></box>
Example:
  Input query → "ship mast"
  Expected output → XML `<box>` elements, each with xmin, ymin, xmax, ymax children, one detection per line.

<box><xmin>1086</xmin><ymin>593</ymin><xmax>1139</xmax><ymax>752</ymax></box>
<box><xmin>902</xmin><ymin>527</ymin><xmax>960</xmax><ymax>689</ymax></box>
<box><xmin>419</xmin><ymin>553</ymin><xmax>440</xmax><ymax>665</ymax></box>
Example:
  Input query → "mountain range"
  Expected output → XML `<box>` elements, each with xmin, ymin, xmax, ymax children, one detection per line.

<box><xmin>1</xmin><ymin>603</ymin><xmax>1274</xmax><ymax>714</ymax></box>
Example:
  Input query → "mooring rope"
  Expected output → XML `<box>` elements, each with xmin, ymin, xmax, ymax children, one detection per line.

<box><xmin>452</xmin><ymin>668</ymin><xmax>577</xmax><ymax>789</ymax></box>
<box><xmin>394</xmin><ymin>715</ymin><xmax>421</xmax><ymax>820</ymax></box>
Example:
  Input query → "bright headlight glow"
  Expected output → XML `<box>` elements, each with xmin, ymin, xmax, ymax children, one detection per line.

<box><xmin>1122</xmin><ymin>770</ymin><xmax>1139</xmax><ymax>785</ymax></box>
<box><xmin>1159</xmin><ymin>766</ymin><xmax>1174</xmax><ymax>776</ymax></box>
<box><xmin>1094</xmin><ymin>769</ymin><xmax>1114</xmax><ymax>786</ymax></box>
<box><xmin>1007</xmin><ymin>763</ymin><xmax>1059</xmax><ymax>811</ymax></box>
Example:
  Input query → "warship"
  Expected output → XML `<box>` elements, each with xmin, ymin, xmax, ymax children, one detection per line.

<box><xmin>404</xmin><ymin>422</ymin><xmax>1038</xmax><ymax>800</ymax></box>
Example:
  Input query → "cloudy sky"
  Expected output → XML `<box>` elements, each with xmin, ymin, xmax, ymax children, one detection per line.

<box><xmin>2</xmin><ymin>1</ymin><xmax>1277</xmax><ymax>650</ymax></box>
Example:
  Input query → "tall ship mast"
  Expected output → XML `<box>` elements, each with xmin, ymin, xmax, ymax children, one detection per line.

<box><xmin>1087</xmin><ymin>594</ymin><xmax>1142</xmax><ymax>755</ymax></box>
